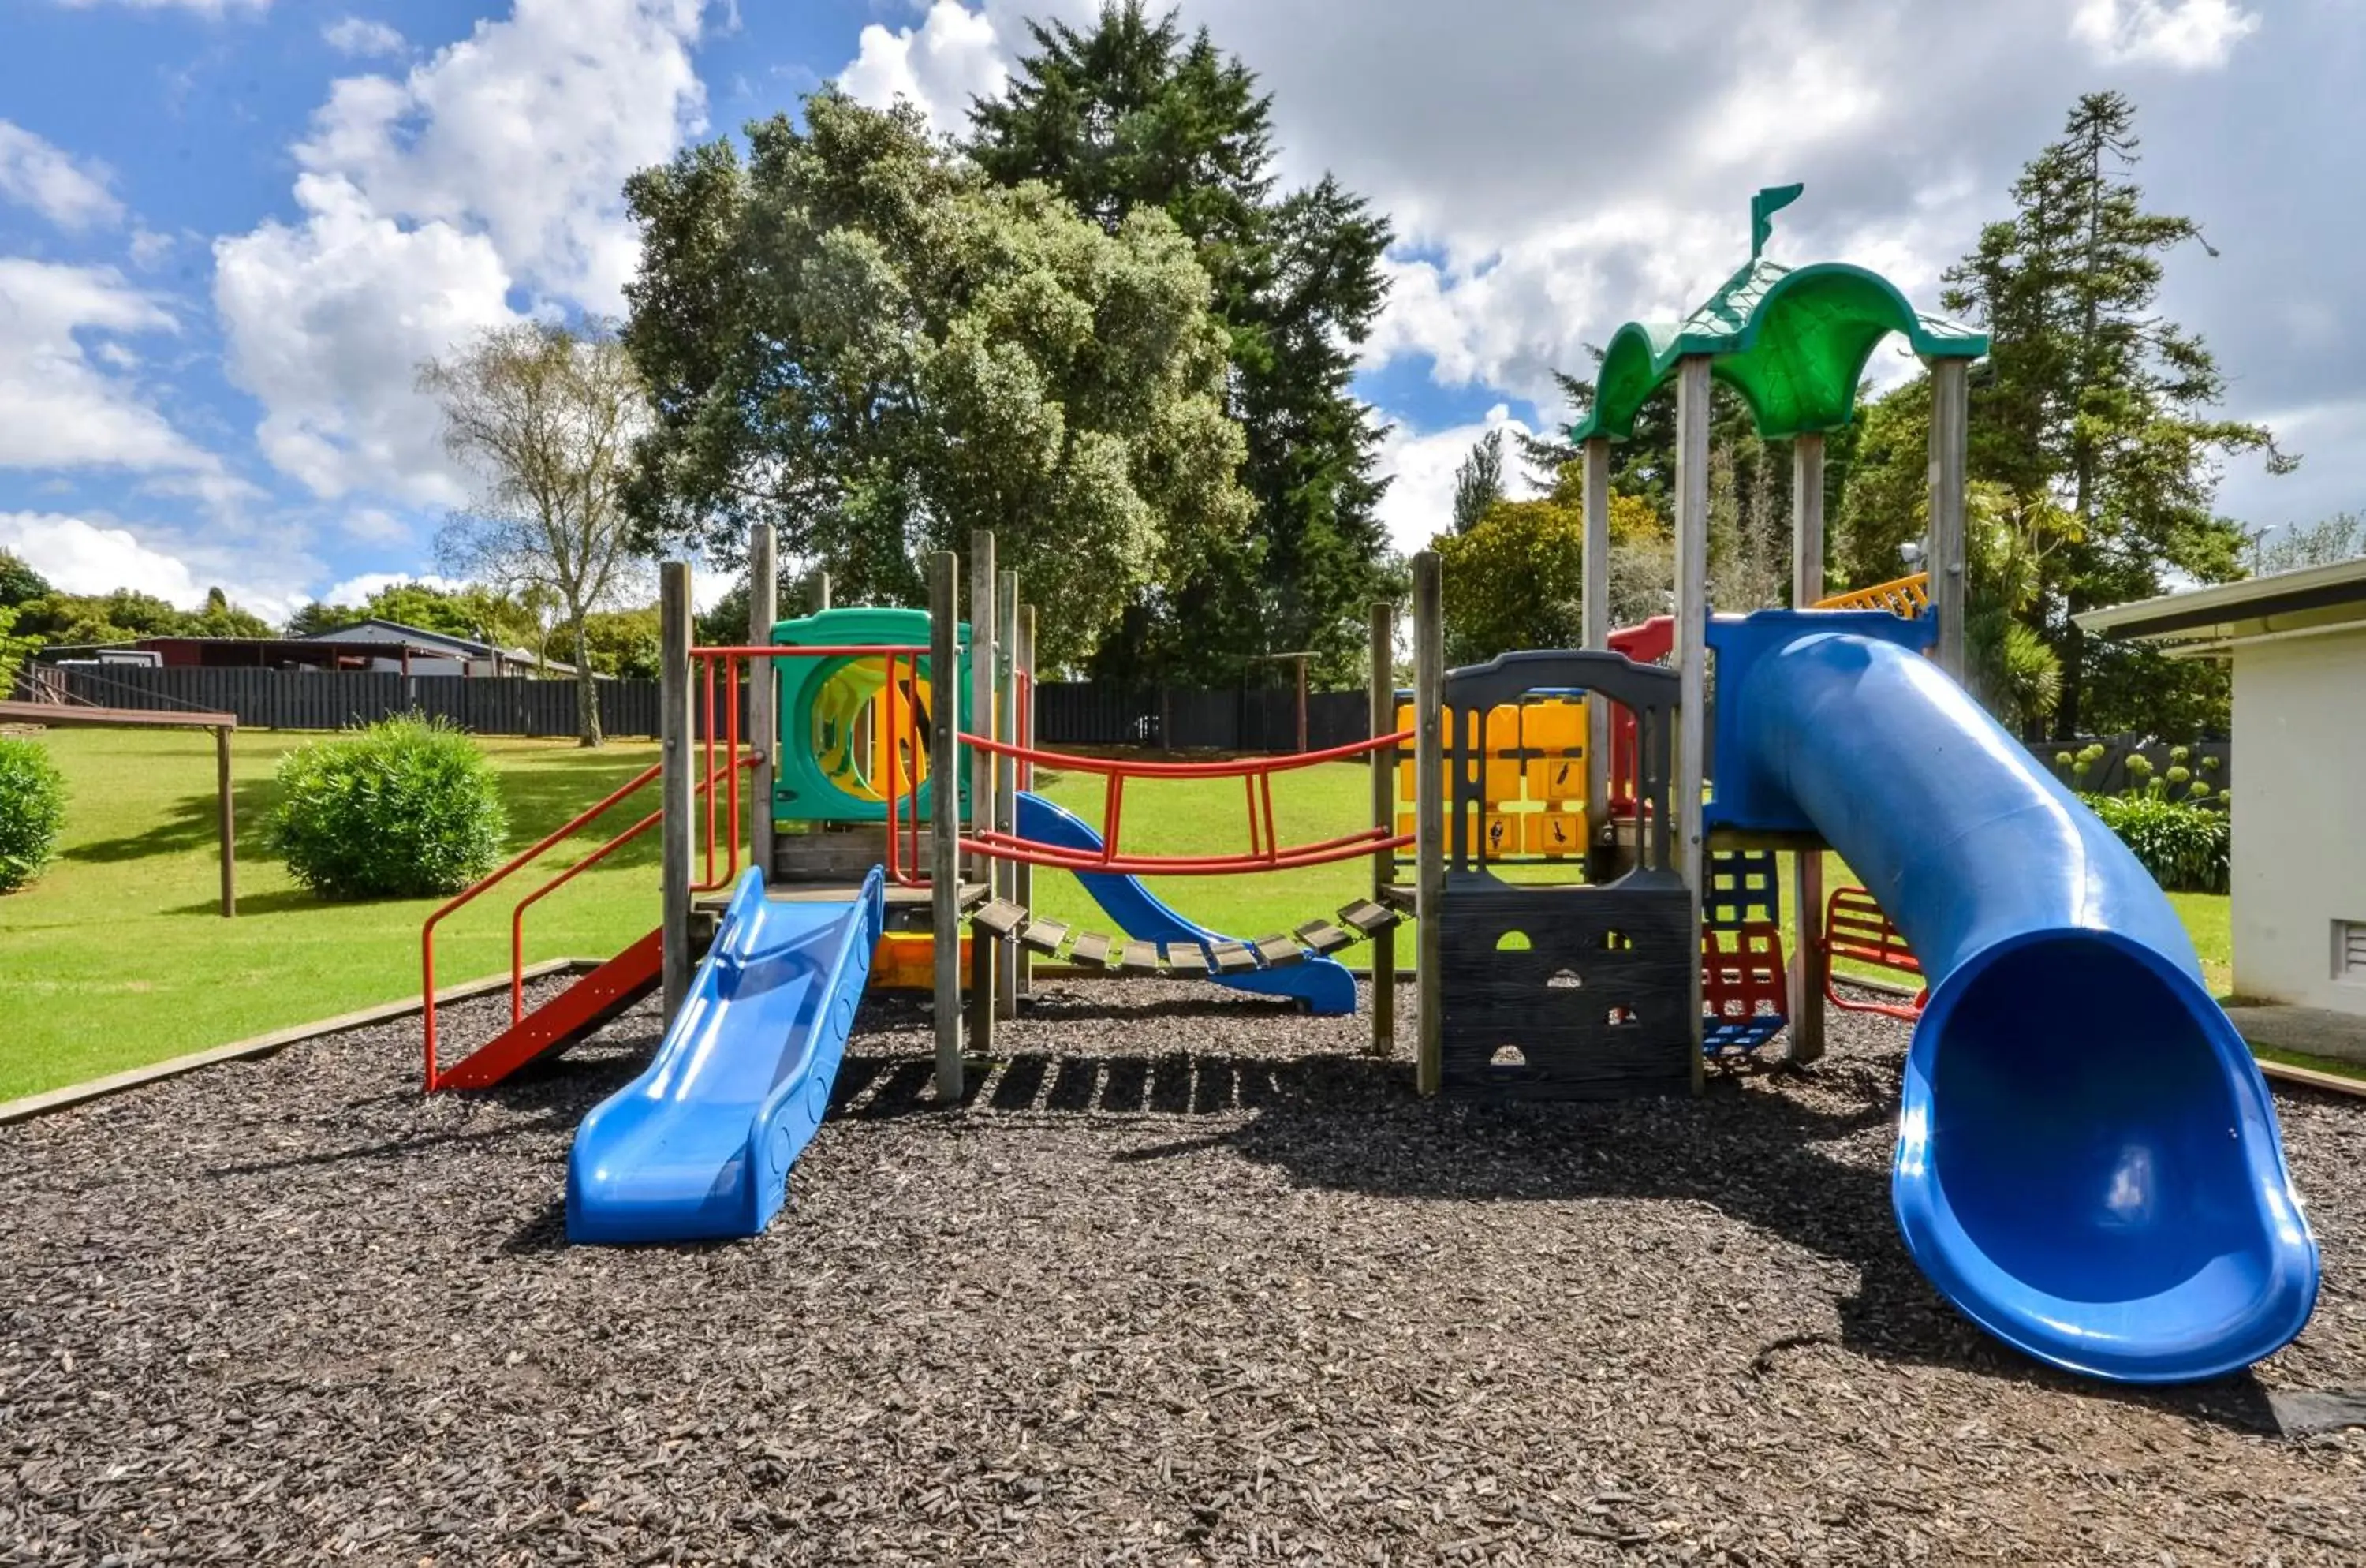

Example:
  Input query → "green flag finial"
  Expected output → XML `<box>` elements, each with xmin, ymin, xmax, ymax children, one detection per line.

<box><xmin>1750</xmin><ymin>183</ymin><xmax>1804</xmax><ymax>260</ymax></box>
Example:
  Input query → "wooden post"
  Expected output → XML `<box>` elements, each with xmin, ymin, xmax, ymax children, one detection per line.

<box><xmin>1674</xmin><ymin>356</ymin><xmax>1711</xmax><ymax>1093</ymax></box>
<box><xmin>1928</xmin><ymin>357</ymin><xmax>1970</xmax><ymax>683</ymax></box>
<box><xmin>659</xmin><ymin>561</ymin><xmax>695</xmax><ymax>1021</ymax></box>
<box><xmin>1413</xmin><ymin>552</ymin><xmax>1445</xmax><ymax>1096</ymax></box>
<box><xmin>1014</xmin><ymin>603</ymin><xmax>1036</xmax><ymax>1000</ymax></box>
<box><xmin>967</xmin><ymin>532</ymin><xmax>998</xmax><ymax>1055</ymax></box>
<box><xmin>929</xmin><ymin>551</ymin><xmax>964</xmax><ymax>1103</ymax></box>
<box><xmin>995</xmin><ymin>568</ymin><xmax>1020</xmax><ymax>1019</ymax></box>
<box><xmin>1368</xmin><ymin>600</ymin><xmax>1397</xmax><ymax>1057</ymax></box>
<box><xmin>215</xmin><ymin>724</ymin><xmax>236</xmax><ymax>918</ymax></box>
<box><xmin>807</xmin><ymin>569</ymin><xmax>831</xmax><ymax>614</ymax></box>
<box><xmin>748</xmin><ymin>523</ymin><xmax>778</xmax><ymax>887</ymax></box>
<box><xmin>1294</xmin><ymin>653</ymin><xmax>1309</xmax><ymax>754</ymax></box>
<box><xmin>1787</xmin><ymin>433</ymin><xmax>1828</xmax><ymax>1067</ymax></box>
<box><xmin>1581</xmin><ymin>436</ymin><xmax>1612</xmax><ymax>855</ymax></box>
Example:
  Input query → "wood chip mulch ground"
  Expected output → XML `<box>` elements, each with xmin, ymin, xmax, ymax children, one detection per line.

<box><xmin>4</xmin><ymin>976</ymin><xmax>2364</xmax><ymax>1565</ymax></box>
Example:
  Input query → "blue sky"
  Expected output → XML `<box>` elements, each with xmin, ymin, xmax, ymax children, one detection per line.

<box><xmin>0</xmin><ymin>0</ymin><xmax>2351</xmax><ymax>622</ymax></box>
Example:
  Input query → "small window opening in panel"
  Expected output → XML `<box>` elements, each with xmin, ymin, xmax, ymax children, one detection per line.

<box><xmin>2336</xmin><ymin>920</ymin><xmax>2366</xmax><ymax>983</ymax></box>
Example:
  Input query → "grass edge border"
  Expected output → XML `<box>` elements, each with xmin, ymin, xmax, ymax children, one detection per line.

<box><xmin>0</xmin><ymin>958</ymin><xmax>600</xmax><ymax>1126</ymax></box>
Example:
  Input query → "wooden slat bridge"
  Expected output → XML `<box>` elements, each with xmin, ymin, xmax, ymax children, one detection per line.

<box><xmin>965</xmin><ymin>894</ymin><xmax>1403</xmax><ymax>976</ymax></box>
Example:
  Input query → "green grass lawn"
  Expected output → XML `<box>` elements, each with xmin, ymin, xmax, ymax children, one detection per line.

<box><xmin>0</xmin><ymin>737</ymin><xmax>2241</xmax><ymax>1102</ymax></box>
<box><xmin>1</xmin><ymin>727</ymin><xmax>668</xmax><ymax>1100</ymax></box>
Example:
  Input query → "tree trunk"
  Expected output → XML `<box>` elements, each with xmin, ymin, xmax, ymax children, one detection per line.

<box><xmin>2054</xmin><ymin>615</ymin><xmax>2084</xmax><ymax>741</ymax></box>
<box><xmin>573</xmin><ymin>615</ymin><xmax>602</xmax><ymax>748</ymax></box>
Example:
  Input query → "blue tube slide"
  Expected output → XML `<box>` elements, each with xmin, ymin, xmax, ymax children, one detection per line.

<box><xmin>1708</xmin><ymin>610</ymin><xmax>2317</xmax><ymax>1383</ymax></box>
<box><xmin>567</xmin><ymin>867</ymin><xmax>883</xmax><ymax>1245</ymax></box>
<box><xmin>1016</xmin><ymin>791</ymin><xmax>1357</xmax><ymax>1014</ymax></box>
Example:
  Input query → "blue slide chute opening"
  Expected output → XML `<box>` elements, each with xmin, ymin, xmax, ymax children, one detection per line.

<box><xmin>1710</xmin><ymin>610</ymin><xmax>2317</xmax><ymax>1383</ymax></box>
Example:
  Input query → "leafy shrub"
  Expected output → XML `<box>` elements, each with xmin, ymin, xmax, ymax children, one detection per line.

<box><xmin>2083</xmin><ymin>791</ymin><xmax>2229</xmax><ymax>894</ymax></box>
<box><xmin>267</xmin><ymin>715</ymin><xmax>508</xmax><ymax>898</ymax></box>
<box><xmin>0</xmin><ymin>737</ymin><xmax>66</xmax><ymax>893</ymax></box>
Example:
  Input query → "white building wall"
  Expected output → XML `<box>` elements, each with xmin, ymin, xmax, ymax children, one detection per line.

<box><xmin>2231</xmin><ymin>628</ymin><xmax>2366</xmax><ymax>1014</ymax></box>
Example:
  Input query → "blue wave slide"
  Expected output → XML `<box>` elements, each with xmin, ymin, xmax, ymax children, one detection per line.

<box><xmin>1017</xmin><ymin>790</ymin><xmax>1358</xmax><ymax>1014</ymax></box>
<box><xmin>1709</xmin><ymin>610</ymin><xmax>2318</xmax><ymax>1383</ymax></box>
<box><xmin>567</xmin><ymin>867</ymin><xmax>884</xmax><ymax>1245</ymax></box>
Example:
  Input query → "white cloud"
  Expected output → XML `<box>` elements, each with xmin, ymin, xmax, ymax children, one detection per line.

<box><xmin>0</xmin><ymin>512</ymin><xmax>207</xmax><ymax>607</ymax></box>
<box><xmin>126</xmin><ymin>228</ymin><xmax>176</xmax><ymax>269</ymax></box>
<box><xmin>0</xmin><ymin>259</ymin><xmax>218</xmax><ymax>476</ymax></box>
<box><xmin>2072</xmin><ymin>0</ymin><xmax>2260</xmax><ymax>69</ymax></box>
<box><xmin>1685</xmin><ymin>34</ymin><xmax>1886</xmax><ymax>174</ymax></box>
<box><xmin>296</xmin><ymin>0</ymin><xmax>707</xmax><ymax>307</ymax></box>
<box><xmin>1364</xmin><ymin>203</ymin><xmax>1746</xmax><ymax>410</ymax></box>
<box><xmin>321</xmin><ymin>569</ymin><xmax>468</xmax><ymax>607</ymax></box>
<box><xmin>0</xmin><ymin>119</ymin><xmax>123</xmax><ymax>231</ymax></box>
<box><xmin>338</xmin><ymin>506</ymin><xmax>413</xmax><ymax>545</ymax></box>
<box><xmin>213</xmin><ymin>0</ymin><xmax>711</xmax><ymax>502</ymax></box>
<box><xmin>214</xmin><ymin>175</ymin><xmax>515</xmax><ymax>503</ymax></box>
<box><xmin>322</xmin><ymin>15</ymin><xmax>405</xmax><ymax>58</ymax></box>
<box><xmin>0</xmin><ymin>510</ymin><xmax>330</xmax><ymax>624</ymax></box>
<box><xmin>840</xmin><ymin>0</ymin><xmax>1009</xmax><ymax>139</ymax></box>
<box><xmin>1373</xmin><ymin>406</ymin><xmax>1543</xmax><ymax>558</ymax></box>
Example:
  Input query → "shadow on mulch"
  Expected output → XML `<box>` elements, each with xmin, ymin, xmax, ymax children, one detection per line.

<box><xmin>445</xmin><ymin>982</ymin><xmax>2286</xmax><ymax>1439</ymax></box>
<box><xmin>822</xmin><ymin>1039</ymin><xmax>2286</xmax><ymax>1437</ymax></box>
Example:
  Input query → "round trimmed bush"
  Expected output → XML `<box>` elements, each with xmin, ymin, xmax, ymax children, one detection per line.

<box><xmin>267</xmin><ymin>715</ymin><xmax>508</xmax><ymax>899</ymax></box>
<box><xmin>0</xmin><ymin>737</ymin><xmax>66</xmax><ymax>893</ymax></box>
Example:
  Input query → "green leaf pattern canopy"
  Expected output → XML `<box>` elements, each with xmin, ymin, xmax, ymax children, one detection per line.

<box><xmin>1568</xmin><ymin>245</ymin><xmax>1988</xmax><ymax>446</ymax></box>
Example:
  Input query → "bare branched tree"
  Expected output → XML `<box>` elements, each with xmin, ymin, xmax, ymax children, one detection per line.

<box><xmin>421</xmin><ymin>321</ymin><xmax>648</xmax><ymax>745</ymax></box>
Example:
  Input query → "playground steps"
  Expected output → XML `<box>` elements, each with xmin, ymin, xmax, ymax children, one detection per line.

<box><xmin>438</xmin><ymin>928</ymin><xmax>666</xmax><ymax>1090</ymax></box>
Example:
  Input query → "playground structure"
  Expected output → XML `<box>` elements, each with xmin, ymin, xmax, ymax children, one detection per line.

<box><xmin>414</xmin><ymin>189</ymin><xmax>2317</xmax><ymax>1387</ymax></box>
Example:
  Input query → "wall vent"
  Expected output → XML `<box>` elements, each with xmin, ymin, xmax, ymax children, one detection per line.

<box><xmin>2338</xmin><ymin>920</ymin><xmax>2366</xmax><ymax>983</ymax></box>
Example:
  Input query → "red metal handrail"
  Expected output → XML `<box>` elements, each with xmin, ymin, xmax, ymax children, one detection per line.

<box><xmin>422</xmin><ymin>641</ymin><xmax>927</xmax><ymax>1089</ymax></box>
<box><xmin>421</xmin><ymin>760</ymin><xmax>659</xmax><ymax>1087</ymax></box>
<box><xmin>424</xmin><ymin>749</ymin><xmax>761</xmax><ymax>1088</ymax></box>
<box><xmin>506</xmin><ymin>752</ymin><xmax>759</xmax><ymax>1026</ymax></box>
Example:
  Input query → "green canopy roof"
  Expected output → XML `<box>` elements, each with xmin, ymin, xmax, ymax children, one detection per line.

<box><xmin>1567</xmin><ymin>256</ymin><xmax>1987</xmax><ymax>445</ymax></box>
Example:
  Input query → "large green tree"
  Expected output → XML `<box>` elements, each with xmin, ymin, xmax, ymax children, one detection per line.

<box><xmin>0</xmin><ymin>550</ymin><xmax>51</xmax><ymax>609</ymax></box>
<box><xmin>968</xmin><ymin>2</ymin><xmax>1393</xmax><ymax>685</ymax></box>
<box><xmin>1434</xmin><ymin>491</ymin><xmax>1587</xmax><ymax>667</ymax></box>
<box><xmin>1942</xmin><ymin>90</ymin><xmax>2289</xmax><ymax>738</ymax></box>
<box><xmin>621</xmin><ymin>88</ymin><xmax>1252</xmax><ymax>671</ymax></box>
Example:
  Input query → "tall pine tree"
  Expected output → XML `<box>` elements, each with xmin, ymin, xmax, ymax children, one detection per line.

<box><xmin>1450</xmin><ymin>430</ymin><xmax>1504</xmax><ymax>533</ymax></box>
<box><xmin>1942</xmin><ymin>91</ymin><xmax>2291</xmax><ymax>738</ymax></box>
<box><xmin>969</xmin><ymin>2</ymin><xmax>1394</xmax><ymax>685</ymax></box>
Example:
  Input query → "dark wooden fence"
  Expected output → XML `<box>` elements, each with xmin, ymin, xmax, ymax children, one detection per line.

<box><xmin>21</xmin><ymin>666</ymin><xmax>1368</xmax><ymax>752</ymax></box>
<box><xmin>13</xmin><ymin>666</ymin><xmax>2236</xmax><ymax>791</ymax></box>
<box><xmin>1028</xmin><ymin>684</ymin><xmax>1370</xmax><ymax>750</ymax></box>
<box><xmin>20</xmin><ymin>666</ymin><xmax>740</xmax><ymax>740</ymax></box>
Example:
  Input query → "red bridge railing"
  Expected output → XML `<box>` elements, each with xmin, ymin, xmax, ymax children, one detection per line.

<box><xmin>423</xmin><ymin>640</ymin><xmax>1409</xmax><ymax>1086</ymax></box>
<box><xmin>950</xmin><ymin>729</ymin><xmax>1413</xmax><ymax>876</ymax></box>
